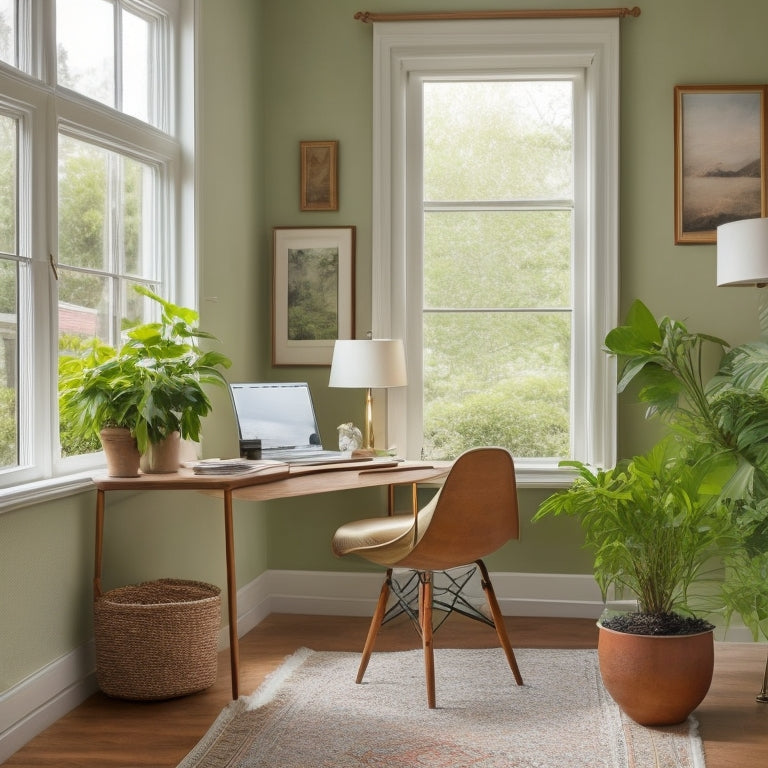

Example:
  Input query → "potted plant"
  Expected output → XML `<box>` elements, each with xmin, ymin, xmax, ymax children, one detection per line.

<box><xmin>59</xmin><ymin>286</ymin><xmax>231</xmax><ymax>475</ymax></box>
<box><xmin>59</xmin><ymin>338</ymin><xmax>145</xmax><ymax>476</ymax></box>
<box><xmin>603</xmin><ymin>299</ymin><xmax>768</xmax><ymax>643</ymax></box>
<box><xmin>535</xmin><ymin>298</ymin><xmax>768</xmax><ymax>724</ymax></box>
<box><xmin>534</xmin><ymin>438</ymin><xmax>736</xmax><ymax>725</ymax></box>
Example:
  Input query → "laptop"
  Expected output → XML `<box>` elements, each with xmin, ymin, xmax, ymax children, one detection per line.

<box><xmin>228</xmin><ymin>381</ymin><xmax>363</xmax><ymax>465</ymax></box>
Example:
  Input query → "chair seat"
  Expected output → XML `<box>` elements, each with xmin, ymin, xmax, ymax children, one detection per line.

<box><xmin>332</xmin><ymin>514</ymin><xmax>417</xmax><ymax>566</ymax></box>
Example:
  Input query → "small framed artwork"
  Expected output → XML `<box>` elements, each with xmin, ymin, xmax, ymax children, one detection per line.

<box><xmin>674</xmin><ymin>85</ymin><xmax>767</xmax><ymax>244</ymax></box>
<box><xmin>300</xmin><ymin>140</ymin><xmax>339</xmax><ymax>211</ymax></box>
<box><xmin>272</xmin><ymin>226</ymin><xmax>355</xmax><ymax>366</ymax></box>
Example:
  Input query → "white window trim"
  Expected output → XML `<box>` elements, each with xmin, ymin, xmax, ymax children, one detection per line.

<box><xmin>0</xmin><ymin>0</ymin><xmax>194</xmax><ymax>509</ymax></box>
<box><xmin>371</xmin><ymin>19</ymin><xmax>619</xmax><ymax>485</ymax></box>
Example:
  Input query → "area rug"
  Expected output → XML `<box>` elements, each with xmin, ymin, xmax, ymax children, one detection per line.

<box><xmin>177</xmin><ymin>647</ymin><xmax>706</xmax><ymax>768</ymax></box>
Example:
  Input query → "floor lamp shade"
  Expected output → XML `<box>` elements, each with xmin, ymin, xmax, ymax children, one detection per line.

<box><xmin>329</xmin><ymin>339</ymin><xmax>407</xmax><ymax>452</ymax></box>
<box><xmin>717</xmin><ymin>218</ymin><xmax>768</xmax><ymax>286</ymax></box>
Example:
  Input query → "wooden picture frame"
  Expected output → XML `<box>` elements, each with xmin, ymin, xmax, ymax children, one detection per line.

<box><xmin>272</xmin><ymin>226</ymin><xmax>355</xmax><ymax>366</ymax></box>
<box><xmin>674</xmin><ymin>85</ymin><xmax>767</xmax><ymax>244</ymax></box>
<box><xmin>300</xmin><ymin>140</ymin><xmax>339</xmax><ymax>211</ymax></box>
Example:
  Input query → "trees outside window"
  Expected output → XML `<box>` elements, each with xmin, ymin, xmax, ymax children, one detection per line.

<box><xmin>422</xmin><ymin>80</ymin><xmax>573</xmax><ymax>461</ymax></box>
<box><xmin>372</xmin><ymin>20</ymin><xmax>619</xmax><ymax>481</ymax></box>
<box><xmin>0</xmin><ymin>0</ymin><xmax>189</xmax><ymax>488</ymax></box>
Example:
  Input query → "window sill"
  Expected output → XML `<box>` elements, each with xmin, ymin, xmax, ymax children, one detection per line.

<box><xmin>515</xmin><ymin>464</ymin><xmax>578</xmax><ymax>489</ymax></box>
<box><xmin>0</xmin><ymin>471</ymin><xmax>97</xmax><ymax>515</ymax></box>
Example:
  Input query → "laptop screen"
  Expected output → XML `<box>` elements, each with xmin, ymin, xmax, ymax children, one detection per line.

<box><xmin>229</xmin><ymin>382</ymin><xmax>323</xmax><ymax>450</ymax></box>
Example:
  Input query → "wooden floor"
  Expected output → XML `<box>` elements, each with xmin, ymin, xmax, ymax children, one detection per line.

<box><xmin>5</xmin><ymin>613</ymin><xmax>767</xmax><ymax>767</ymax></box>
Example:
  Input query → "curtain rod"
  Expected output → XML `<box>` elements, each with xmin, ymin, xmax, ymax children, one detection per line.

<box><xmin>355</xmin><ymin>7</ymin><xmax>641</xmax><ymax>23</ymax></box>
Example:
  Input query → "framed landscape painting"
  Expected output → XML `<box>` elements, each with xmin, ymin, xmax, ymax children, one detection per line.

<box><xmin>674</xmin><ymin>85</ymin><xmax>767</xmax><ymax>244</ymax></box>
<box><xmin>272</xmin><ymin>226</ymin><xmax>355</xmax><ymax>366</ymax></box>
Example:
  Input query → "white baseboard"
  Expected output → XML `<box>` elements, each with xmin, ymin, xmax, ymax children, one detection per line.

<box><xmin>264</xmin><ymin>568</ymin><xmax>607</xmax><ymax>620</ymax></box>
<box><xmin>1</xmin><ymin>568</ymin><xmax>761</xmax><ymax>762</ymax></box>
<box><xmin>0</xmin><ymin>642</ymin><xmax>98</xmax><ymax>764</ymax></box>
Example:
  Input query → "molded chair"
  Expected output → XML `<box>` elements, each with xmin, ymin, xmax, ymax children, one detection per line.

<box><xmin>331</xmin><ymin>446</ymin><xmax>524</xmax><ymax>707</ymax></box>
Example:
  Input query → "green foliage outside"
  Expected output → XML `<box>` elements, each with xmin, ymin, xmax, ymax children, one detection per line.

<box><xmin>0</xmin><ymin>386</ymin><xmax>15</xmax><ymax>465</ymax></box>
<box><xmin>421</xmin><ymin>80</ymin><xmax>574</xmax><ymax>460</ymax></box>
<box><xmin>424</xmin><ymin>375</ymin><xmax>569</xmax><ymax>459</ymax></box>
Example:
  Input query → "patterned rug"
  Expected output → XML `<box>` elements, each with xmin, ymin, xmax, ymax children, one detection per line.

<box><xmin>177</xmin><ymin>647</ymin><xmax>706</xmax><ymax>768</ymax></box>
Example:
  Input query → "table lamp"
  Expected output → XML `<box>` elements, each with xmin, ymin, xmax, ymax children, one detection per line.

<box><xmin>329</xmin><ymin>339</ymin><xmax>407</xmax><ymax>456</ymax></box>
<box><xmin>716</xmin><ymin>217</ymin><xmax>768</xmax><ymax>286</ymax></box>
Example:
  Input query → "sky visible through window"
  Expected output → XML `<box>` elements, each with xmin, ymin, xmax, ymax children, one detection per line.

<box><xmin>57</xmin><ymin>0</ymin><xmax>150</xmax><ymax>123</ymax></box>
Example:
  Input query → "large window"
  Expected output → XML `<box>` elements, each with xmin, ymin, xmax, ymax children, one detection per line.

<box><xmin>0</xmin><ymin>0</ymin><xmax>190</xmax><ymax>493</ymax></box>
<box><xmin>372</xmin><ymin>19</ymin><xmax>619</xmax><ymax>483</ymax></box>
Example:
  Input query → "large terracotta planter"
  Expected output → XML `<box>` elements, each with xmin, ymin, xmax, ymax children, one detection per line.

<box><xmin>99</xmin><ymin>427</ymin><xmax>140</xmax><ymax>477</ymax></box>
<box><xmin>140</xmin><ymin>432</ymin><xmax>181</xmax><ymax>474</ymax></box>
<box><xmin>598</xmin><ymin>623</ymin><xmax>714</xmax><ymax>726</ymax></box>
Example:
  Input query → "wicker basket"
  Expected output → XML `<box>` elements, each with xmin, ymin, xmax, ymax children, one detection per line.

<box><xmin>94</xmin><ymin>578</ymin><xmax>221</xmax><ymax>700</ymax></box>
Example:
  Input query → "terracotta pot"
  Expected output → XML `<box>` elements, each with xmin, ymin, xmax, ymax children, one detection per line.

<box><xmin>99</xmin><ymin>427</ymin><xmax>140</xmax><ymax>477</ymax></box>
<box><xmin>597</xmin><ymin>623</ymin><xmax>714</xmax><ymax>726</ymax></box>
<box><xmin>140</xmin><ymin>432</ymin><xmax>181</xmax><ymax>474</ymax></box>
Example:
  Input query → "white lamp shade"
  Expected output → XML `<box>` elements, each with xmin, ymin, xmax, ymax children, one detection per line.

<box><xmin>716</xmin><ymin>217</ymin><xmax>768</xmax><ymax>286</ymax></box>
<box><xmin>329</xmin><ymin>339</ymin><xmax>407</xmax><ymax>388</ymax></box>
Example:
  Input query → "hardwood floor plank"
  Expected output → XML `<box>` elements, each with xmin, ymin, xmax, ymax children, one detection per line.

<box><xmin>3</xmin><ymin>614</ymin><xmax>766</xmax><ymax>767</ymax></box>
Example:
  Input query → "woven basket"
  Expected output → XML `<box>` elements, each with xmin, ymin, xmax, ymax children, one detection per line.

<box><xmin>94</xmin><ymin>578</ymin><xmax>221</xmax><ymax>700</ymax></box>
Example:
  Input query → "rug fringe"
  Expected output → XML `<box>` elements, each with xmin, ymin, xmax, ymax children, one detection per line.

<box><xmin>243</xmin><ymin>647</ymin><xmax>314</xmax><ymax>710</ymax></box>
<box><xmin>175</xmin><ymin>648</ymin><xmax>315</xmax><ymax>767</ymax></box>
<box><xmin>688</xmin><ymin>716</ymin><xmax>707</xmax><ymax>768</ymax></box>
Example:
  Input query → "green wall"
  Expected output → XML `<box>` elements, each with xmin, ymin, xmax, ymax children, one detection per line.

<box><xmin>248</xmin><ymin>0</ymin><xmax>768</xmax><ymax>573</ymax></box>
<box><xmin>4</xmin><ymin>0</ymin><xmax>768</xmax><ymax>694</ymax></box>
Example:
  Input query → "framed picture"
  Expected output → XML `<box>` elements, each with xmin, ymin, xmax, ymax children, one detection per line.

<box><xmin>674</xmin><ymin>85</ymin><xmax>767</xmax><ymax>244</ymax></box>
<box><xmin>272</xmin><ymin>226</ymin><xmax>355</xmax><ymax>366</ymax></box>
<box><xmin>300</xmin><ymin>140</ymin><xmax>339</xmax><ymax>211</ymax></box>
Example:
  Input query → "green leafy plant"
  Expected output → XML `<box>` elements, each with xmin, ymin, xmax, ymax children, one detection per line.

<box><xmin>58</xmin><ymin>286</ymin><xmax>231</xmax><ymax>454</ymax></box>
<box><xmin>603</xmin><ymin>298</ymin><xmax>729</xmax><ymax>444</ymax></box>
<box><xmin>538</xmin><ymin>298</ymin><xmax>768</xmax><ymax>638</ymax></box>
<box><xmin>545</xmin><ymin>301</ymin><xmax>768</xmax><ymax>639</ymax></box>
<box><xmin>534</xmin><ymin>438</ymin><xmax>736</xmax><ymax>625</ymax></box>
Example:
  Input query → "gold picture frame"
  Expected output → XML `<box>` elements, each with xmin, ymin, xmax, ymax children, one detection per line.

<box><xmin>300</xmin><ymin>140</ymin><xmax>339</xmax><ymax>211</ymax></box>
<box><xmin>272</xmin><ymin>226</ymin><xmax>355</xmax><ymax>366</ymax></box>
<box><xmin>674</xmin><ymin>84</ymin><xmax>767</xmax><ymax>244</ymax></box>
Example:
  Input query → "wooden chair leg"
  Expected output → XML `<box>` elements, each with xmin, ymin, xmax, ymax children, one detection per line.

<box><xmin>477</xmin><ymin>559</ymin><xmax>523</xmax><ymax>686</ymax></box>
<box><xmin>356</xmin><ymin>569</ymin><xmax>392</xmax><ymax>684</ymax></box>
<box><xmin>419</xmin><ymin>571</ymin><xmax>436</xmax><ymax>708</ymax></box>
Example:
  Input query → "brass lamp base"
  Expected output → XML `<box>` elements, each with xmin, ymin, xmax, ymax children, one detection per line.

<box><xmin>352</xmin><ymin>448</ymin><xmax>377</xmax><ymax>458</ymax></box>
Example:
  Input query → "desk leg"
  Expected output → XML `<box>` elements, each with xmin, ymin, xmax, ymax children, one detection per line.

<box><xmin>94</xmin><ymin>489</ymin><xmax>105</xmax><ymax>599</ymax></box>
<box><xmin>224</xmin><ymin>489</ymin><xmax>240</xmax><ymax>699</ymax></box>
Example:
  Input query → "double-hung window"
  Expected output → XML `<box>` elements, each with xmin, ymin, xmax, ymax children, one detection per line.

<box><xmin>0</xmin><ymin>0</ymin><xmax>191</xmax><ymax>494</ymax></box>
<box><xmin>371</xmin><ymin>19</ymin><xmax>619</xmax><ymax>483</ymax></box>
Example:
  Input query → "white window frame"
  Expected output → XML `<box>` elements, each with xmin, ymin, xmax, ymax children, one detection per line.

<box><xmin>371</xmin><ymin>19</ymin><xmax>619</xmax><ymax>485</ymax></box>
<box><xmin>0</xmin><ymin>0</ymin><xmax>194</xmax><ymax>508</ymax></box>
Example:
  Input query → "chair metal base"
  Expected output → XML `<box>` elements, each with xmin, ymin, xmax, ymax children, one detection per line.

<box><xmin>355</xmin><ymin>560</ymin><xmax>523</xmax><ymax>708</ymax></box>
<box><xmin>383</xmin><ymin>565</ymin><xmax>494</xmax><ymax>633</ymax></box>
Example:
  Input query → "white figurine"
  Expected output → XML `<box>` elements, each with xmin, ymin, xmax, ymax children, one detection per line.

<box><xmin>337</xmin><ymin>422</ymin><xmax>363</xmax><ymax>452</ymax></box>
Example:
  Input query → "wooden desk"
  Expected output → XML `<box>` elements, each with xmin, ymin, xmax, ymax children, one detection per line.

<box><xmin>92</xmin><ymin>461</ymin><xmax>449</xmax><ymax>699</ymax></box>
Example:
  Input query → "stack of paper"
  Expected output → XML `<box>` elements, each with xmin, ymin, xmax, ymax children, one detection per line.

<box><xmin>190</xmin><ymin>459</ymin><xmax>287</xmax><ymax>476</ymax></box>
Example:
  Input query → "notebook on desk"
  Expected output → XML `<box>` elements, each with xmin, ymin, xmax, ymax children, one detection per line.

<box><xmin>228</xmin><ymin>381</ymin><xmax>364</xmax><ymax>465</ymax></box>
